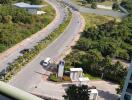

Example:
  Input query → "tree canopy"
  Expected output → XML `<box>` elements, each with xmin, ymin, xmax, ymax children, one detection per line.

<box><xmin>63</xmin><ymin>85</ymin><xmax>90</xmax><ymax>100</ymax></box>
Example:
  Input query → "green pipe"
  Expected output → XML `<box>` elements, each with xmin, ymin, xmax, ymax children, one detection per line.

<box><xmin>0</xmin><ymin>81</ymin><xmax>43</xmax><ymax>100</ymax></box>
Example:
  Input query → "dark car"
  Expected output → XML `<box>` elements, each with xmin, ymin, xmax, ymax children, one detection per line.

<box><xmin>20</xmin><ymin>49</ymin><xmax>30</xmax><ymax>54</ymax></box>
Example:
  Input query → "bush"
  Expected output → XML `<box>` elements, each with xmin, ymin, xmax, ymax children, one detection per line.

<box><xmin>112</xmin><ymin>2</ymin><xmax>119</xmax><ymax>10</ymax></box>
<box><xmin>62</xmin><ymin>76</ymin><xmax>71</xmax><ymax>81</ymax></box>
<box><xmin>116</xmin><ymin>49</ymin><xmax>130</xmax><ymax>61</ymax></box>
<box><xmin>49</xmin><ymin>73</ymin><xmax>58</xmax><ymax>82</ymax></box>
<box><xmin>3</xmin><ymin>15</ymin><xmax>12</xmax><ymax>23</ymax></box>
<box><xmin>91</xmin><ymin>2</ymin><xmax>97</xmax><ymax>9</ymax></box>
<box><xmin>0</xmin><ymin>9</ymin><xmax>72</xmax><ymax>82</ymax></box>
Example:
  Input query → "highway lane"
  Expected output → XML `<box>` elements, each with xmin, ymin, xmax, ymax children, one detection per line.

<box><xmin>9</xmin><ymin>9</ymin><xmax>84</xmax><ymax>93</ymax></box>
<box><xmin>63</xmin><ymin>0</ymin><xmax>128</xmax><ymax>18</ymax></box>
<box><xmin>0</xmin><ymin>0</ymin><xmax>67</xmax><ymax>72</ymax></box>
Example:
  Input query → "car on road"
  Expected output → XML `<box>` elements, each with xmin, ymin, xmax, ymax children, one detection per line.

<box><xmin>42</xmin><ymin>57</ymin><xmax>51</xmax><ymax>67</ymax></box>
<box><xmin>20</xmin><ymin>49</ymin><xmax>30</xmax><ymax>54</ymax></box>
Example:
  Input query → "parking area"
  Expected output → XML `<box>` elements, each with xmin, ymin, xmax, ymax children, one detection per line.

<box><xmin>89</xmin><ymin>80</ymin><xmax>119</xmax><ymax>100</ymax></box>
<box><xmin>31</xmin><ymin>74</ymin><xmax>119</xmax><ymax>100</ymax></box>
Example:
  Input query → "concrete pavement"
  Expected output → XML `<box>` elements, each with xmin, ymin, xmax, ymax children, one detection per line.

<box><xmin>0</xmin><ymin>0</ymin><xmax>67</xmax><ymax>72</ymax></box>
<box><xmin>31</xmin><ymin>80</ymin><xmax>119</xmax><ymax>100</ymax></box>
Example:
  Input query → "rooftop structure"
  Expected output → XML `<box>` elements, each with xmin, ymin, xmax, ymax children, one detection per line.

<box><xmin>79</xmin><ymin>77</ymin><xmax>90</xmax><ymax>86</ymax></box>
<box><xmin>13</xmin><ymin>2</ymin><xmax>46</xmax><ymax>15</ymax></box>
<box><xmin>13</xmin><ymin>2</ymin><xmax>45</xmax><ymax>9</ymax></box>
<box><xmin>70</xmin><ymin>68</ymin><xmax>83</xmax><ymax>81</ymax></box>
<box><xmin>70</xmin><ymin>68</ymin><xmax>83</xmax><ymax>72</ymax></box>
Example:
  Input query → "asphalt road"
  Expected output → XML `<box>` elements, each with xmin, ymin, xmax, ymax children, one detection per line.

<box><xmin>63</xmin><ymin>0</ymin><xmax>128</xmax><ymax>18</ymax></box>
<box><xmin>0</xmin><ymin>0</ymin><xmax>67</xmax><ymax>72</ymax></box>
<box><xmin>9</xmin><ymin>8</ymin><xmax>84</xmax><ymax>92</ymax></box>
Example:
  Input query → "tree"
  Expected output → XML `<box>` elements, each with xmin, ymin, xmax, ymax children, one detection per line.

<box><xmin>30</xmin><ymin>0</ymin><xmax>42</xmax><ymax>4</ymax></box>
<box><xmin>91</xmin><ymin>2</ymin><xmax>97</xmax><ymax>9</ymax></box>
<box><xmin>3</xmin><ymin>15</ymin><xmax>12</xmax><ymax>23</ymax></box>
<box><xmin>0</xmin><ymin>0</ymin><xmax>11</xmax><ymax>4</ymax></box>
<box><xmin>84</xmin><ymin>0</ymin><xmax>96</xmax><ymax>4</ymax></box>
<box><xmin>112</xmin><ymin>2</ymin><xmax>119</xmax><ymax>10</ymax></box>
<box><xmin>63</xmin><ymin>85</ymin><xmax>90</xmax><ymax>100</ymax></box>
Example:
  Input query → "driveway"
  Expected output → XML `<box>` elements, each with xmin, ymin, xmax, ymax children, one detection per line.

<box><xmin>89</xmin><ymin>80</ymin><xmax>119</xmax><ymax>100</ymax></box>
<box><xmin>31</xmin><ymin>79</ymin><xmax>119</xmax><ymax>100</ymax></box>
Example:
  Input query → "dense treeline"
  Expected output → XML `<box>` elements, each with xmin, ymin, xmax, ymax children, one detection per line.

<box><xmin>0</xmin><ymin>0</ymin><xmax>55</xmax><ymax>52</ymax></box>
<box><xmin>76</xmin><ymin>20</ymin><xmax>132</xmax><ymax>61</ymax></box>
<box><xmin>65</xmin><ymin>1</ymin><xmax>132</xmax><ymax>83</ymax></box>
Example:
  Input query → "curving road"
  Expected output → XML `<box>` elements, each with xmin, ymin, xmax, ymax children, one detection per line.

<box><xmin>0</xmin><ymin>0</ymin><xmax>67</xmax><ymax>72</ymax></box>
<box><xmin>9</xmin><ymin>0</ymin><xmax>85</xmax><ymax>97</ymax></box>
<box><xmin>63</xmin><ymin>0</ymin><xmax>128</xmax><ymax>18</ymax></box>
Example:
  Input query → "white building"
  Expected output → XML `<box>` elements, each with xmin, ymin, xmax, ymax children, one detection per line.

<box><xmin>70</xmin><ymin>68</ymin><xmax>83</xmax><ymax>81</ymax></box>
<box><xmin>121</xmin><ymin>61</ymin><xmax>132</xmax><ymax>100</ymax></box>
<box><xmin>13</xmin><ymin>2</ymin><xmax>46</xmax><ymax>15</ymax></box>
<box><xmin>89</xmin><ymin>89</ymin><xmax>98</xmax><ymax>100</ymax></box>
<box><xmin>79</xmin><ymin>77</ymin><xmax>89</xmax><ymax>86</ymax></box>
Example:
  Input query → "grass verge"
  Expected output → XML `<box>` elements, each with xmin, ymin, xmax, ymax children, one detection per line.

<box><xmin>84</xmin><ymin>73</ymin><xmax>101</xmax><ymax>80</ymax></box>
<box><xmin>0</xmin><ymin>9</ymin><xmax>72</xmax><ymax>82</ymax></box>
<box><xmin>82</xmin><ymin>13</ymin><xmax>115</xmax><ymax>28</ymax></box>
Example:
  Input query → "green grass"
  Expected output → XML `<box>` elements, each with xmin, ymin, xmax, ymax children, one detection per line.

<box><xmin>82</xmin><ymin>13</ymin><xmax>115</xmax><ymax>28</ymax></box>
<box><xmin>72</xmin><ymin>0</ymin><xmax>113</xmax><ymax>8</ymax></box>
<box><xmin>98</xmin><ymin>1</ymin><xmax>113</xmax><ymax>6</ymax></box>
<box><xmin>84</xmin><ymin>73</ymin><xmax>101</xmax><ymax>80</ymax></box>
<box><xmin>0</xmin><ymin>0</ymin><xmax>55</xmax><ymax>53</ymax></box>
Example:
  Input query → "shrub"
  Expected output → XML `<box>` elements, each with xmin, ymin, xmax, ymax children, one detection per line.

<box><xmin>116</xmin><ymin>49</ymin><xmax>129</xmax><ymax>61</ymax></box>
<box><xmin>49</xmin><ymin>73</ymin><xmax>58</xmax><ymax>82</ymax></box>
<box><xmin>91</xmin><ymin>2</ymin><xmax>97</xmax><ymax>9</ymax></box>
<box><xmin>112</xmin><ymin>2</ymin><xmax>119</xmax><ymax>10</ymax></box>
<box><xmin>62</xmin><ymin>76</ymin><xmax>71</xmax><ymax>81</ymax></box>
<box><xmin>3</xmin><ymin>15</ymin><xmax>12</xmax><ymax>23</ymax></box>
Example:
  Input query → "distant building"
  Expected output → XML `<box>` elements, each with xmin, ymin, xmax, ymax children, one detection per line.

<box><xmin>121</xmin><ymin>61</ymin><xmax>132</xmax><ymax>100</ymax></box>
<box><xmin>13</xmin><ymin>2</ymin><xmax>46</xmax><ymax>15</ymax></box>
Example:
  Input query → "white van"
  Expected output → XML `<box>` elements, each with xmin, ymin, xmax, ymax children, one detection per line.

<box><xmin>43</xmin><ymin>57</ymin><xmax>51</xmax><ymax>66</ymax></box>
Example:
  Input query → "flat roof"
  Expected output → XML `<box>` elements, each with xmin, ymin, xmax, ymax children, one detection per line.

<box><xmin>70</xmin><ymin>68</ymin><xmax>83</xmax><ymax>72</ymax></box>
<box><xmin>14</xmin><ymin>2</ymin><xmax>45</xmax><ymax>9</ymax></box>
<box><xmin>79</xmin><ymin>77</ymin><xmax>89</xmax><ymax>82</ymax></box>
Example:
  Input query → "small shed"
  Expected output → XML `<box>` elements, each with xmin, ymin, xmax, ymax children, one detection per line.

<box><xmin>89</xmin><ymin>89</ymin><xmax>98</xmax><ymax>100</ymax></box>
<box><xmin>70</xmin><ymin>68</ymin><xmax>83</xmax><ymax>81</ymax></box>
<box><xmin>13</xmin><ymin>2</ymin><xmax>46</xmax><ymax>15</ymax></box>
<box><xmin>79</xmin><ymin>77</ymin><xmax>89</xmax><ymax>86</ymax></box>
<box><xmin>58</xmin><ymin>60</ymin><xmax>65</xmax><ymax>78</ymax></box>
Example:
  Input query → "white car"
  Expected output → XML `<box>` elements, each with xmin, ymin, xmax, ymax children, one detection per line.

<box><xmin>43</xmin><ymin>57</ymin><xmax>51</xmax><ymax>66</ymax></box>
